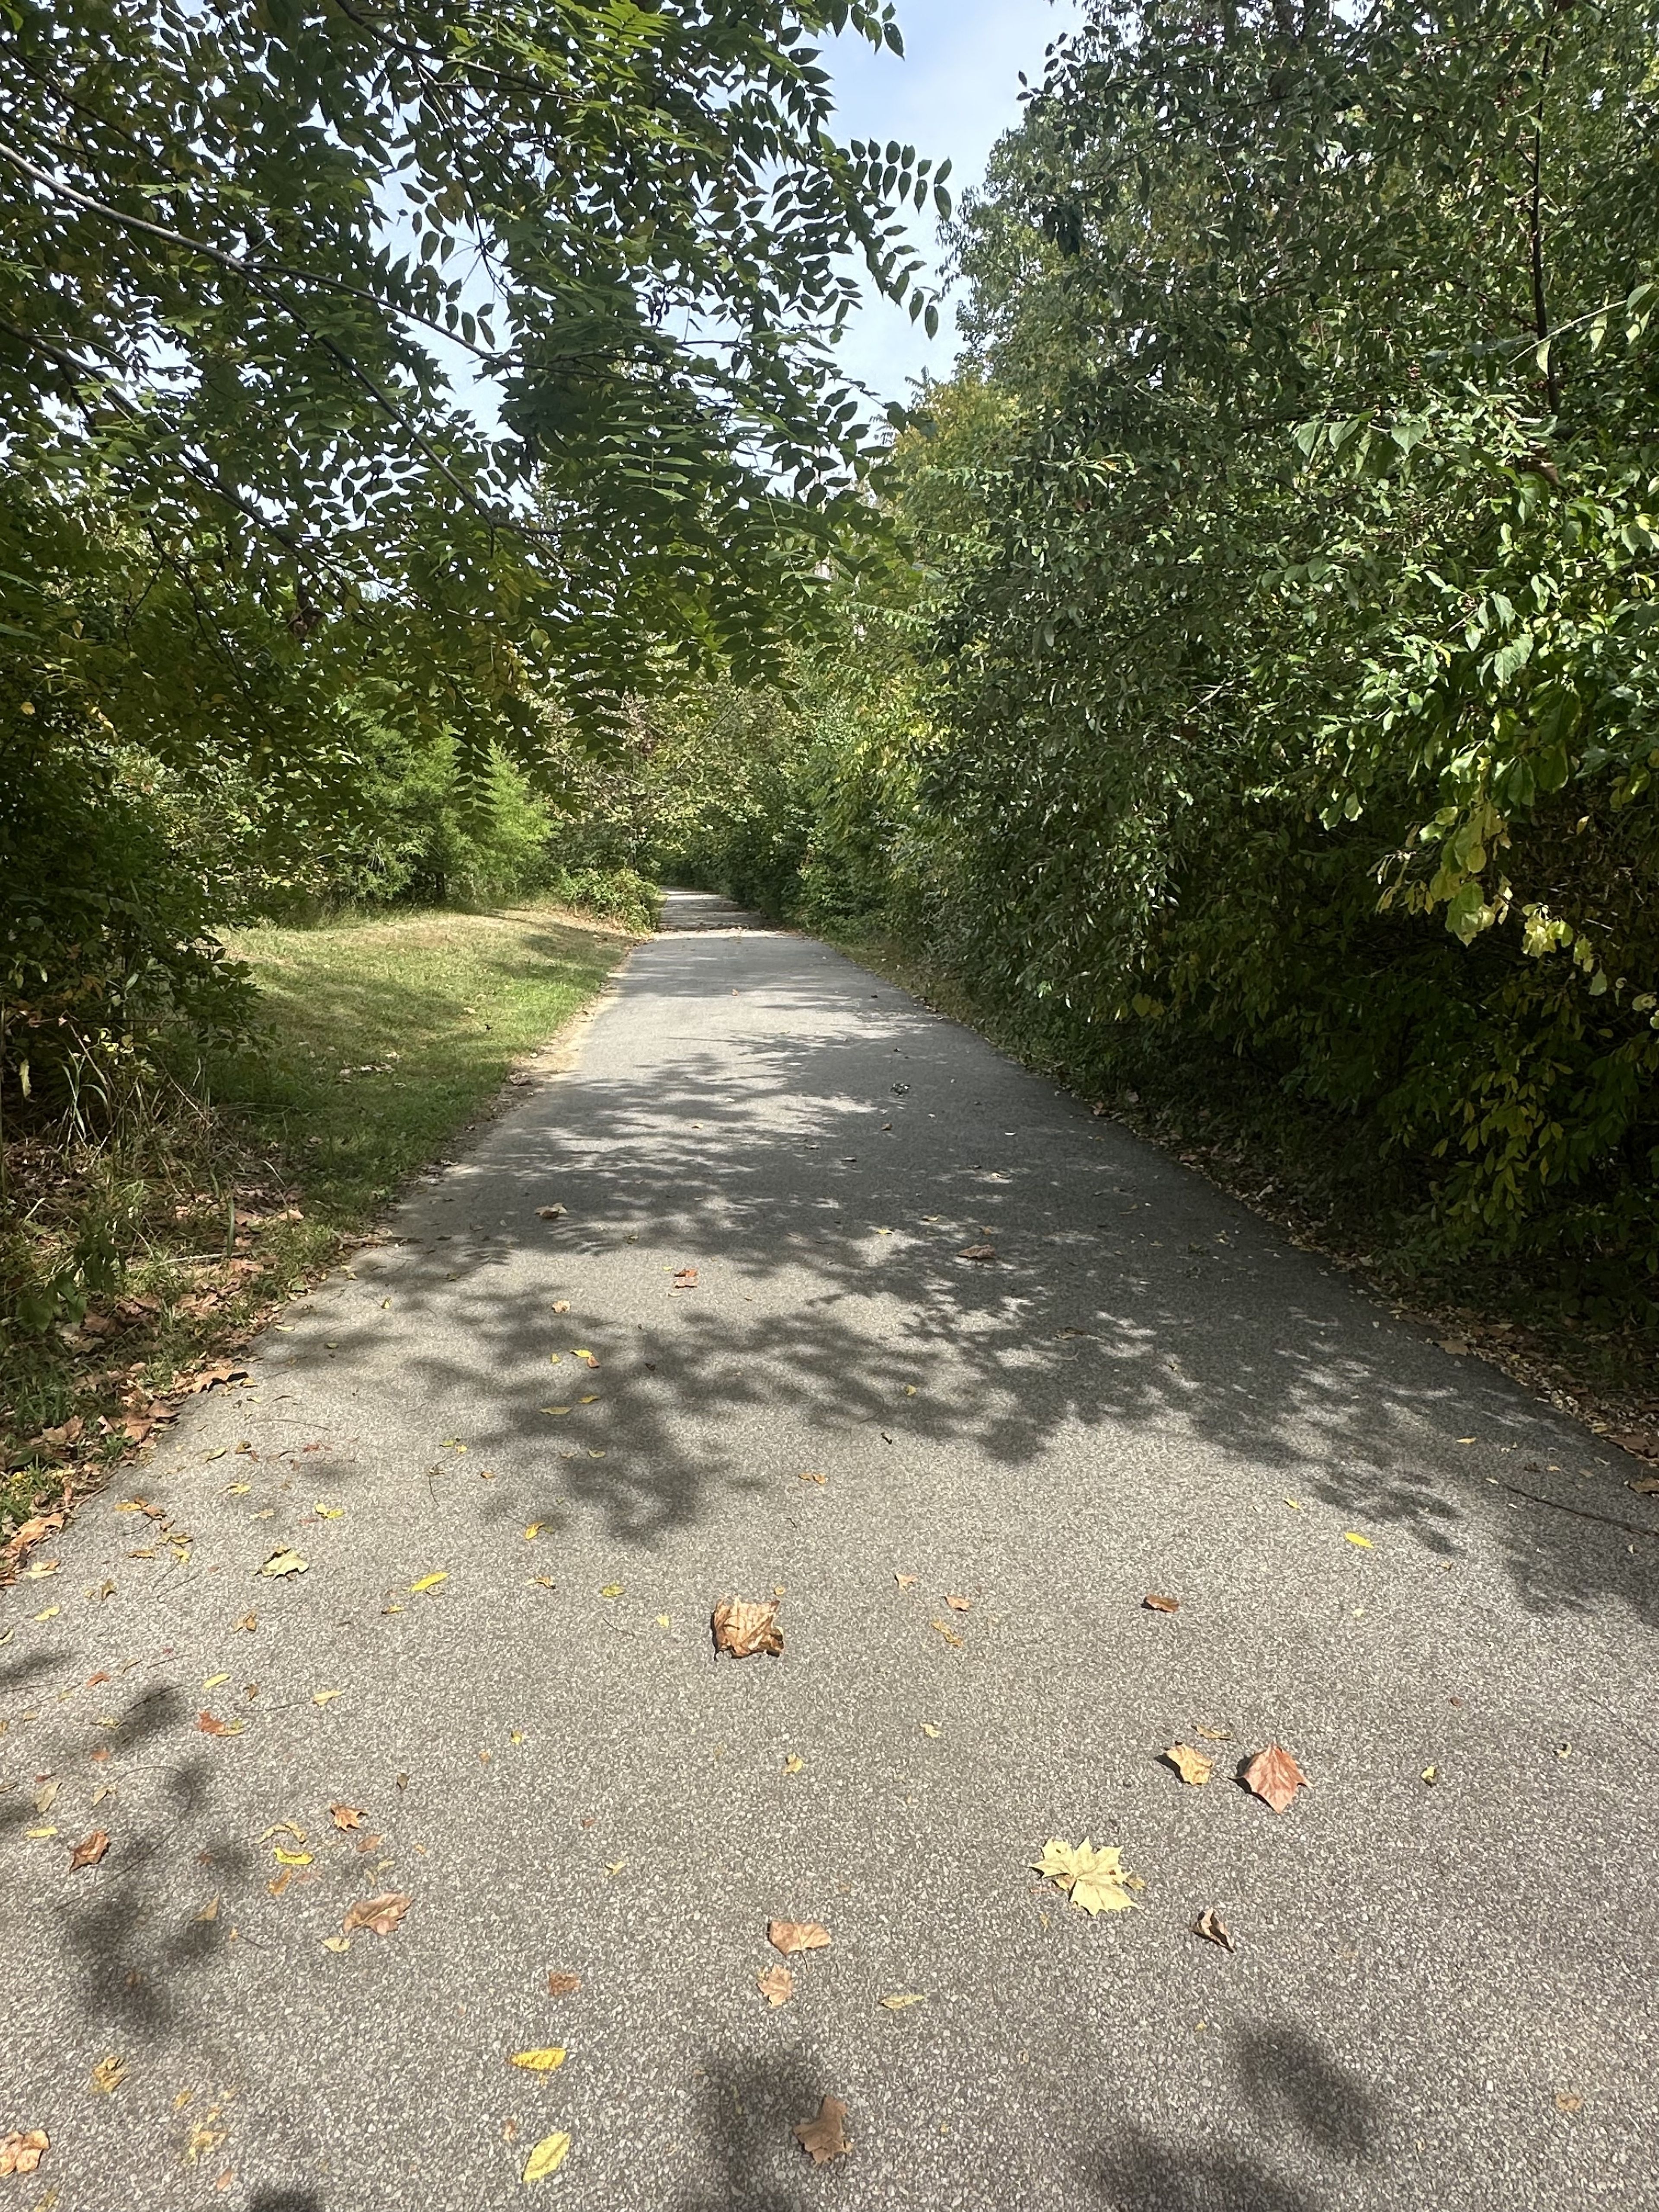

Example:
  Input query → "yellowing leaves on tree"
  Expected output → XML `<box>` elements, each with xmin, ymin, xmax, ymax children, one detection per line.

<box><xmin>522</xmin><ymin>2130</ymin><xmax>572</xmax><ymax>2183</ymax></box>
<box><xmin>1033</xmin><ymin>1837</ymin><xmax>1140</xmax><ymax>1914</ymax></box>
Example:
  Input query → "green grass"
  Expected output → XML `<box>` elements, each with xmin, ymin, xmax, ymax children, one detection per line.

<box><xmin>216</xmin><ymin>903</ymin><xmax>633</xmax><ymax>1226</ymax></box>
<box><xmin>1</xmin><ymin>900</ymin><xmax>639</xmax><ymax>1529</ymax></box>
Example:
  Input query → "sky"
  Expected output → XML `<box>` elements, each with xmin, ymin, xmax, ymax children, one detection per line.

<box><xmin>821</xmin><ymin>0</ymin><xmax>1078</xmax><ymax>402</ymax></box>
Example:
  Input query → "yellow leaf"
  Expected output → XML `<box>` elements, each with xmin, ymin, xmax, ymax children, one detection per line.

<box><xmin>879</xmin><ymin>1993</ymin><xmax>925</xmax><ymax>2011</ymax></box>
<box><xmin>579</xmin><ymin>1394</ymin><xmax>600</xmax><ymax>1405</ymax></box>
<box><xmin>321</xmin><ymin>1935</ymin><xmax>351</xmax><ymax>1953</ymax></box>
<box><xmin>919</xmin><ymin>1722</ymin><xmax>941</xmax><ymax>1738</ymax></box>
<box><xmin>1343</xmin><ymin>1532</ymin><xmax>1373</xmax><ymax>1549</ymax></box>
<box><xmin>26</xmin><ymin>1826</ymin><xmax>58</xmax><ymax>1840</ymax></box>
<box><xmin>1032</xmin><ymin>1837</ymin><xmax>1138</xmax><ymax>1914</ymax></box>
<box><xmin>33</xmin><ymin>1606</ymin><xmax>60</xmax><ymax>1621</ymax></box>
<box><xmin>1164</xmin><ymin>1742</ymin><xmax>1213</xmax><ymax>1786</ymax></box>
<box><xmin>273</xmin><ymin>1848</ymin><xmax>313</xmax><ymax>1866</ymax></box>
<box><xmin>257</xmin><ymin>1550</ymin><xmax>308</xmax><ymax>1578</ymax></box>
<box><xmin>89</xmin><ymin>2053</ymin><xmax>127</xmax><ymax>2094</ymax></box>
<box><xmin>410</xmin><ymin>1571</ymin><xmax>448</xmax><ymax>1593</ymax></box>
<box><xmin>655</xmin><ymin>1613</ymin><xmax>671</xmax><ymax>1628</ymax></box>
<box><xmin>540</xmin><ymin>1406</ymin><xmax>572</xmax><ymax>1417</ymax></box>
<box><xmin>524</xmin><ymin>1523</ymin><xmax>544</xmax><ymax>1541</ymax></box>
<box><xmin>522</xmin><ymin>2131</ymin><xmax>572</xmax><ymax>2183</ymax></box>
<box><xmin>314</xmin><ymin>1502</ymin><xmax>343</xmax><ymax>1519</ymax></box>
<box><xmin>783</xmin><ymin>1753</ymin><xmax>805</xmax><ymax>1775</ymax></box>
<box><xmin>599</xmin><ymin>1583</ymin><xmax>623</xmax><ymax>1599</ymax></box>
<box><xmin>202</xmin><ymin>1672</ymin><xmax>230</xmax><ymax>1690</ymax></box>
<box><xmin>1283</xmin><ymin>1497</ymin><xmax>1302</xmax><ymax>1510</ymax></box>
<box><xmin>509</xmin><ymin>2048</ymin><xmax>567</xmax><ymax>2073</ymax></box>
<box><xmin>312</xmin><ymin>1689</ymin><xmax>341</xmax><ymax>1707</ymax></box>
<box><xmin>224</xmin><ymin>1483</ymin><xmax>251</xmax><ymax>1495</ymax></box>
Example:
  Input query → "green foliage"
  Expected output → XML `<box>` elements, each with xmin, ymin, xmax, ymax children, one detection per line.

<box><xmin>636</xmin><ymin>0</ymin><xmax>1659</xmax><ymax>1323</ymax></box>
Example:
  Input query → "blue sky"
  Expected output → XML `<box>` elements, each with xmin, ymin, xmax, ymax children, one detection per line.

<box><xmin>822</xmin><ymin>0</ymin><xmax>1077</xmax><ymax>401</ymax></box>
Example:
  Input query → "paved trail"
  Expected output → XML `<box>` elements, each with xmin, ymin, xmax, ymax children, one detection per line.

<box><xmin>6</xmin><ymin>892</ymin><xmax>1657</xmax><ymax>2212</ymax></box>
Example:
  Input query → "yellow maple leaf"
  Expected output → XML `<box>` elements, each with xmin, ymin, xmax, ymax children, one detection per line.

<box><xmin>1033</xmin><ymin>1837</ymin><xmax>1138</xmax><ymax>1914</ymax></box>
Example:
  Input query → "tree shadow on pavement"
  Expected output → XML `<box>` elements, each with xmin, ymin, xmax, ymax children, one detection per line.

<box><xmin>1087</xmin><ymin>2020</ymin><xmax>1389</xmax><ymax>2212</ymax></box>
<box><xmin>315</xmin><ymin>939</ymin><xmax>1659</xmax><ymax>1630</ymax></box>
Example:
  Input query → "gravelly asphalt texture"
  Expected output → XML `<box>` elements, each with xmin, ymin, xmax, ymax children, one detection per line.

<box><xmin>5</xmin><ymin>890</ymin><xmax>1657</xmax><ymax>2212</ymax></box>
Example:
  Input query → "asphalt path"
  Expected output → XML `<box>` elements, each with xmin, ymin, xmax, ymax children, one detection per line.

<box><xmin>4</xmin><ymin>890</ymin><xmax>1657</xmax><ymax>2212</ymax></box>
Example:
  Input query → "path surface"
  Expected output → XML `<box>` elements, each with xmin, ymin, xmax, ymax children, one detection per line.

<box><xmin>5</xmin><ymin>892</ymin><xmax>1656</xmax><ymax>2212</ymax></box>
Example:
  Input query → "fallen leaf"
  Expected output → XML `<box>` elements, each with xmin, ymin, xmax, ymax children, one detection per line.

<box><xmin>509</xmin><ymin>2049</ymin><xmax>567</xmax><ymax>2073</ymax></box>
<box><xmin>1555</xmin><ymin>2093</ymin><xmax>1583</xmax><ymax>2116</ymax></box>
<box><xmin>958</xmin><ymin>1243</ymin><xmax>996</xmax><ymax>1262</ymax></box>
<box><xmin>945</xmin><ymin>1593</ymin><xmax>972</xmax><ymax>1612</ymax></box>
<box><xmin>1438</xmin><ymin>1338</ymin><xmax>1469</xmax><ymax>1355</ymax></box>
<box><xmin>929</xmin><ymin>1618</ymin><xmax>964</xmax><ymax>1647</ymax></box>
<box><xmin>86</xmin><ymin>1670</ymin><xmax>111</xmax><ymax>1687</ymax></box>
<box><xmin>330</xmin><ymin>1803</ymin><xmax>366</xmax><ymax>1830</ymax></box>
<box><xmin>257</xmin><ymin>1549</ymin><xmax>308</xmax><ymax>1578</ymax></box>
<box><xmin>0</xmin><ymin>2130</ymin><xmax>48</xmax><ymax>2176</ymax></box>
<box><xmin>536</xmin><ymin>1205</ymin><xmax>566</xmax><ymax>1220</ymax></box>
<box><xmin>919</xmin><ymin>1722</ymin><xmax>941</xmax><ymax>1738</ymax></box>
<box><xmin>524</xmin><ymin>1523</ymin><xmax>545</xmax><ymax>1541</ymax></box>
<box><xmin>523</xmin><ymin>2130</ymin><xmax>572</xmax><ymax>2183</ymax></box>
<box><xmin>343</xmin><ymin>1891</ymin><xmax>411</xmax><ymax>1937</ymax></box>
<box><xmin>1343</xmin><ymin>1531</ymin><xmax>1373</xmax><ymax>1549</ymax></box>
<box><xmin>1243</xmin><ymin>1744</ymin><xmax>1308</xmax><ymax>1815</ymax></box>
<box><xmin>756</xmin><ymin>1963</ymin><xmax>794</xmax><ymax>2006</ymax></box>
<box><xmin>571</xmin><ymin>1348</ymin><xmax>598</xmax><ymax>1368</ymax></box>
<box><xmin>25</xmin><ymin>1827</ymin><xmax>57</xmax><ymax>1840</ymax></box>
<box><xmin>195</xmin><ymin>1897</ymin><xmax>220</xmax><ymax>1923</ymax></box>
<box><xmin>546</xmin><ymin>1971</ymin><xmax>581</xmax><ymax>1997</ymax></box>
<box><xmin>70</xmin><ymin>1830</ymin><xmax>111</xmax><ymax>1870</ymax></box>
<box><xmin>783</xmin><ymin>1753</ymin><xmax>805</xmax><ymax>1775</ymax></box>
<box><xmin>893</xmin><ymin>1572</ymin><xmax>918</xmax><ymax>1589</ymax></box>
<box><xmin>33</xmin><ymin>1780</ymin><xmax>58</xmax><ymax>1814</ymax></box>
<box><xmin>202</xmin><ymin>1672</ymin><xmax>230</xmax><ymax>1690</ymax></box>
<box><xmin>794</xmin><ymin>2095</ymin><xmax>851</xmax><ymax>2166</ymax></box>
<box><xmin>195</xmin><ymin>1711</ymin><xmax>242</xmax><ymax>1737</ymax></box>
<box><xmin>32</xmin><ymin>1605</ymin><xmax>59</xmax><ymax>1621</ymax></box>
<box><xmin>599</xmin><ymin>1582</ymin><xmax>624</xmax><ymax>1599</ymax></box>
<box><xmin>797</xmin><ymin>1469</ymin><xmax>826</xmax><ymax>1485</ymax></box>
<box><xmin>235</xmin><ymin>1612</ymin><xmax>257</xmax><ymax>1632</ymax></box>
<box><xmin>1627</xmin><ymin>1477</ymin><xmax>1659</xmax><ymax>1496</ymax></box>
<box><xmin>1142</xmin><ymin>1593</ymin><xmax>1180</xmax><ymax>1614</ymax></box>
<box><xmin>410</xmin><ymin>1571</ymin><xmax>448</xmax><ymax>1593</ymax></box>
<box><xmin>1193</xmin><ymin>1909</ymin><xmax>1236</xmax><ymax>1952</ymax></box>
<box><xmin>671</xmin><ymin>1266</ymin><xmax>698</xmax><ymax>1287</ymax></box>
<box><xmin>879</xmin><ymin>1993</ymin><xmax>926</xmax><ymax>2011</ymax></box>
<box><xmin>89</xmin><ymin>2053</ymin><xmax>126</xmax><ymax>2094</ymax></box>
<box><xmin>541</xmin><ymin>1405</ymin><xmax>572</xmax><ymax>1417</ymax></box>
<box><xmin>1032</xmin><ymin>1837</ymin><xmax>1139</xmax><ymax>1915</ymax></box>
<box><xmin>1164</xmin><ymin>1743</ymin><xmax>1213</xmax><ymax>1787</ymax></box>
<box><xmin>313</xmin><ymin>1503</ymin><xmax>343</xmax><ymax>1519</ymax></box>
<box><xmin>321</xmin><ymin>1935</ymin><xmax>351</xmax><ymax>1954</ymax></box>
<box><xmin>712</xmin><ymin>1597</ymin><xmax>783</xmax><ymax>1658</ymax></box>
<box><xmin>767</xmin><ymin>1919</ymin><xmax>830</xmax><ymax>1957</ymax></box>
<box><xmin>1195</xmin><ymin>1724</ymin><xmax>1231</xmax><ymax>1741</ymax></box>
<box><xmin>311</xmin><ymin>1690</ymin><xmax>342</xmax><ymax>1707</ymax></box>
<box><xmin>272</xmin><ymin>1847</ymin><xmax>313</xmax><ymax>1866</ymax></box>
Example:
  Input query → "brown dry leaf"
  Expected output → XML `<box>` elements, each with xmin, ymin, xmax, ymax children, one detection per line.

<box><xmin>1628</xmin><ymin>1477</ymin><xmax>1659</xmax><ymax>1496</ymax></box>
<box><xmin>1554</xmin><ymin>2093</ymin><xmax>1583</xmax><ymax>2116</ymax></box>
<box><xmin>195</xmin><ymin>1711</ymin><xmax>242</xmax><ymax>1738</ymax></box>
<box><xmin>797</xmin><ymin>1470</ymin><xmax>826</xmax><ymax>1486</ymax></box>
<box><xmin>329</xmin><ymin>1803</ymin><xmax>366</xmax><ymax>1831</ymax></box>
<box><xmin>893</xmin><ymin>1572</ymin><xmax>918</xmax><ymax>1589</ymax></box>
<box><xmin>546</xmin><ymin>1971</ymin><xmax>582</xmax><ymax>1997</ymax></box>
<box><xmin>958</xmin><ymin>1243</ymin><xmax>996</xmax><ymax>1262</ymax></box>
<box><xmin>89</xmin><ymin>2053</ymin><xmax>127</xmax><ymax>2094</ymax></box>
<box><xmin>1243</xmin><ymin>1744</ymin><xmax>1308</xmax><ymax>1815</ymax></box>
<box><xmin>70</xmin><ymin>1829</ymin><xmax>111</xmax><ymax>1870</ymax></box>
<box><xmin>1194</xmin><ymin>1725</ymin><xmax>1231</xmax><ymax>1742</ymax></box>
<box><xmin>535</xmin><ymin>1205</ymin><xmax>566</xmax><ymax>1220</ymax></box>
<box><xmin>1142</xmin><ymin>1593</ymin><xmax>1180</xmax><ymax>1614</ymax></box>
<box><xmin>756</xmin><ymin>1964</ymin><xmax>794</xmax><ymax>2007</ymax></box>
<box><xmin>767</xmin><ymin>1919</ymin><xmax>831</xmax><ymax>1957</ymax></box>
<box><xmin>712</xmin><ymin>1597</ymin><xmax>783</xmax><ymax>1658</ymax></box>
<box><xmin>343</xmin><ymin>1891</ymin><xmax>411</xmax><ymax>1937</ymax></box>
<box><xmin>1164</xmin><ymin>1744</ymin><xmax>1213</xmax><ymax>1788</ymax></box>
<box><xmin>234</xmin><ymin>1612</ymin><xmax>257</xmax><ymax>1633</ymax></box>
<box><xmin>793</xmin><ymin>2095</ymin><xmax>851</xmax><ymax>2166</ymax></box>
<box><xmin>672</xmin><ymin>1266</ymin><xmax>699</xmax><ymax>1289</ymax></box>
<box><xmin>929</xmin><ymin>1618</ymin><xmax>964</xmax><ymax>1648</ymax></box>
<box><xmin>0</xmin><ymin>2130</ymin><xmax>48</xmax><ymax>2176</ymax></box>
<box><xmin>1193</xmin><ymin>1909</ymin><xmax>1236</xmax><ymax>1952</ymax></box>
<box><xmin>195</xmin><ymin>1897</ymin><xmax>220</xmax><ymax>1923</ymax></box>
<box><xmin>945</xmin><ymin>1593</ymin><xmax>972</xmax><ymax>1612</ymax></box>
